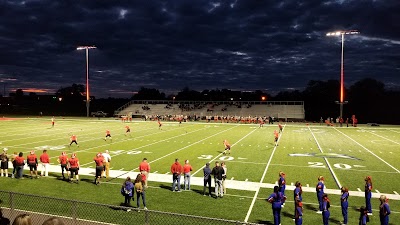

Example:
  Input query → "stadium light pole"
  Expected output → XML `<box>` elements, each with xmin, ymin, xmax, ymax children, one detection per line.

<box><xmin>326</xmin><ymin>30</ymin><xmax>359</xmax><ymax>120</ymax></box>
<box><xmin>77</xmin><ymin>46</ymin><xmax>97</xmax><ymax>117</ymax></box>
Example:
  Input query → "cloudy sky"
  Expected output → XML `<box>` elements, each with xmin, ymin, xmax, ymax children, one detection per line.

<box><xmin>0</xmin><ymin>0</ymin><xmax>399</xmax><ymax>98</ymax></box>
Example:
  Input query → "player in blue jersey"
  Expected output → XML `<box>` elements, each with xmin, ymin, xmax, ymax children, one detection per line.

<box><xmin>365</xmin><ymin>176</ymin><xmax>373</xmax><ymax>215</ymax></box>
<box><xmin>322</xmin><ymin>194</ymin><xmax>330</xmax><ymax>225</ymax></box>
<box><xmin>294</xmin><ymin>198</ymin><xmax>303</xmax><ymax>225</ymax></box>
<box><xmin>267</xmin><ymin>186</ymin><xmax>286</xmax><ymax>225</ymax></box>
<box><xmin>278</xmin><ymin>171</ymin><xmax>286</xmax><ymax>206</ymax></box>
<box><xmin>341</xmin><ymin>186</ymin><xmax>349</xmax><ymax>225</ymax></box>
<box><xmin>316</xmin><ymin>176</ymin><xmax>325</xmax><ymax>213</ymax></box>
<box><xmin>379</xmin><ymin>195</ymin><xmax>391</xmax><ymax>225</ymax></box>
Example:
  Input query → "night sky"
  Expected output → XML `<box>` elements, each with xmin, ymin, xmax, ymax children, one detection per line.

<box><xmin>0</xmin><ymin>0</ymin><xmax>399</xmax><ymax>98</ymax></box>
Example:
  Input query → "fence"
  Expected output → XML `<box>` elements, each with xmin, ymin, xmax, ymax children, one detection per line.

<box><xmin>0</xmin><ymin>191</ymin><xmax>260</xmax><ymax>225</ymax></box>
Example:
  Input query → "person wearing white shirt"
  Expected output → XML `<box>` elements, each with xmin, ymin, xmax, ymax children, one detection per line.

<box><xmin>102</xmin><ymin>150</ymin><xmax>111</xmax><ymax>178</ymax></box>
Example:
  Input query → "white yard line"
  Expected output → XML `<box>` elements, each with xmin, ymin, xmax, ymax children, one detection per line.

<box><xmin>334</xmin><ymin>128</ymin><xmax>400</xmax><ymax>173</ymax></box>
<box><xmin>191</xmin><ymin>128</ymin><xmax>258</xmax><ymax>176</ymax></box>
<box><xmin>308</xmin><ymin>127</ymin><xmax>342</xmax><ymax>189</ymax></box>
<box><xmin>244</xmin><ymin>125</ymin><xmax>285</xmax><ymax>222</ymax></box>
<box><xmin>365</xmin><ymin>129</ymin><xmax>400</xmax><ymax>145</ymax></box>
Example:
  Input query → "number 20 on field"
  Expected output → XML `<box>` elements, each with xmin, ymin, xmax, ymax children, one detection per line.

<box><xmin>308</xmin><ymin>162</ymin><xmax>358</xmax><ymax>169</ymax></box>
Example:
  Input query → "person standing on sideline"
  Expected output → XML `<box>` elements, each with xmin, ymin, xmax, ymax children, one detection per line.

<box><xmin>93</xmin><ymin>153</ymin><xmax>104</xmax><ymax>185</ymax></box>
<box><xmin>69</xmin><ymin>134</ymin><xmax>78</xmax><ymax>147</ymax></box>
<box><xmin>379</xmin><ymin>195</ymin><xmax>390</xmax><ymax>225</ymax></box>
<box><xmin>11</xmin><ymin>151</ymin><xmax>18</xmax><ymax>178</ymax></box>
<box><xmin>170</xmin><ymin>158</ymin><xmax>183</xmax><ymax>192</ymax></box>
<box><xmin>68</xmin><ymin>153</ymin><xmax>80</xmax><ymax>183</ymax></box>
<box><xmin>203</xmin><ymin>163</ymin><xmax>212</xmax><ymax>196</ymax></box>
<box><xmin>121</xmin><ymin>176</ymin><xmax>134</xmax><ymax>207</ymax></box>
<box><xmin>359</xmin><ymin>206</ymin><xmax>369</xmax><ymax>225</ymax></box>
<box><xmin>0</xmin><ymin>150</ymin><xmax>9</xmax><ymax>177</ymax></box>
<box><xmin>316</xmin><ymin>176</ymin><xmax>325</xmax><ymax>213</ymax></box>
<box><xmin>102</xmin><ymin>150</ymin><xmax>111</xmax><ymax>179</ymax></box>
<box><xmin>183</xmin><ymin>159</ymin><xmax>193</xmax><ymax>190</ymax></box>
<box><xmin>341</xmin><ymin>186</ymin><xmax>349</xmax><ymax>225</ymax></box>
<box><xmin>135</xmin><ymin>173</ymin><xmax>147</xmax><ymax>210</ymax></box>
<box><xmin>14</xmin><ymin>152</ymin><xmax>25</xmax><ymax>179</ymax></box>
<box><xmin>267</xmin><ymin>185</ymin><xmax>286</xmax><ymax>225</ymax></box>
<box><xmin>365</xmin><ymin>176</ymin><xmax>373</xmax><ymax>215</ymax></box>
<box><xmin>27</xmin><ymin>151</ymin><xmax>39</xmax><ymax>179</ymax></box>
<box><xmin>322</xmin><ymin>194</ymin><xmax>331</xmax><ymax>225</ymax></box>
<box><xmin>221</xmin><ymin>162</ymin><xmax>227</xmax><ymax>194</ymax></box>
<box><xmin>274</xmin><ymin>130</ymin><xmax>279</xmax><ymax>146</ymax></box>
<box><xmin>139</xmin><ymin>158</ymin><xmax>150</xmax><ymax>188</ymax></box>
<box><xmin>294</xmin><ymin>181</ymin><xmax>303</xmax><ymax>220</ymax></box>
<box><xmin>39</xmin><ymin>150</ymin><xmax>50</xmax><ymax>177</ymax></box>
<box><xmin>222</xmin><ymin>140</ymin><xmax>231</xmax><ymax>155</ymax></box>
<box><xmin>278</xmin><ymin>171</ymin><xmax>286</xmax><ymax>205</ymax></box>
<box><xmin>211</xmin><ymin>161</ymin><xmax>225</xmax><ymax>198</ymax></box>
<box><xmin>51</xmin><ymin>116</ymin><xmax>55</xmax><ymax>128</ymax></box>
<box><xmin>294</xmin><ymin>198</ymin><xmax>303</xmax><ymax>225</ymax></box>
<box><xmin>57</xmin><ymin>152</ymin><xmax>69</xmax><ymax>180</ymax></box>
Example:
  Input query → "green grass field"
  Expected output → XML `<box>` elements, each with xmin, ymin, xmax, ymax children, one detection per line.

<box><xmin>0</xmin><ymin>117</ymin><xmax>399</xmax><ymax>224</ymax></box>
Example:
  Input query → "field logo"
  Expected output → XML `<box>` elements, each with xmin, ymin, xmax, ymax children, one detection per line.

<box><xmin>35</xmin><ymin>145</ymin><xmax>66</xmax><ymax>150</ymax></box>
<box><xmin>289</xmin><ymin>153</ymin><xmax>360</xmax><ymax>160</ymax></box>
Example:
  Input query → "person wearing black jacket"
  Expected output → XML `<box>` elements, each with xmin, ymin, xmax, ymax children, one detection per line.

<box><xmin>203</xmin><ymin>163</ymin><xmax>212</xmax><ymax>196</ymax></box>
<box><xmin>211</xmin><ymin>161</ymin><xmax>225</xmax><ymax>198</ymax></box>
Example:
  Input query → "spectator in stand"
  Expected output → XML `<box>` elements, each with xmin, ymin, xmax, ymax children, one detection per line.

<box><xmin>211</xmin><ymin>161</ymin><xmax>225</xmax><ymax>198</ymax></box>
<box><xmin>139</xmin><ymin>158</ymin><xmax>150</xmax><ymax>188</ymax></box>
<box><xmin>183</xmin><ymin>160</ymin><xmax>193</xmax><ymax>190</ymax></box>
<box><xmin>39</xmin><ymin>149</ymin><xmax>50</xmax><ymax>177</ymax></box>
<box><xmin>42</xmin><ymin>217</ymin><xmax>65</xmax><ymax>225</ymax></box>
<box><xmin>203</xmin><ymin>163</ymin><xmax>212</xmax><ymax>196</ymax></box>
<box><xmin>12</xmin><ymin>214</ymin><xmax>32</xmax><ymax>225</ymax></box>
<box><xmin>170</xmin><ymin>158</ymin><xmax>183</xmax><ymax>192</ymax></box>
<box><xmin>121</xmin><ymin>176</ymin><xmax>134</xmax><ymax>207</ymax></box>
<box><xmin>14</xmin><ymin>152</ymin><xmax>25</xmax><ymax>179</ymax></box>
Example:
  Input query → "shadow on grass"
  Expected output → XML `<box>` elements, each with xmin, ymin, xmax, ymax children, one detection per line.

<box><xmin>282</xmin><ymin>211</ymin><xmax>294</xmax><ymax>219</ymax></box>
<box><xmin>159</xmin><ymin>184</ymin><xmax>173</xmax><ymax>191</ymax></box>
<box><xmin>304</xmin><ymin>203</ymin><xmax>319</xmax><ymax>212</ymax></box>
<box><xmin>328</xmin><ymin>217</ymin><xmax>341</xmax><ymax>224</ymax></box>
<box><xmin>255</xmin><ymin>220</ymin><xmax>274</xmax><ymax>225</ymax></box>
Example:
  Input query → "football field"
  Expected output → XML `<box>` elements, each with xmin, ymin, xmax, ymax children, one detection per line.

<box><xmin>0</xmin><ymin>117</ymin><xmax>399</xmax><ymax>224</ymax></box>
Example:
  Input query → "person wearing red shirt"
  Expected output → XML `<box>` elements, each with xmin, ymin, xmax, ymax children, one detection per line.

<box><xmin>39</xmin><ymin>149</ymin><xmax>50</xmax><ymax>177</ymax></box>
<box><xmin>183</xmin><ymin>160</ymin><xmax>193</xmax><ymax>190</ymax></box>
<box><xmin>57</xmin><ymin>152</ymin><xmax>69</xmax><ymax>180</ymax></box>
<box><xmin>27</xmin><ymin>150</ymin><xmax>38</xmax><ymax>179</ymax></box>
<box><xmin>51</xmin><ymin>116</ymin><xmax>55</xmax><ymax>128</ymax></box>
<box><xmin>104</xmin><ymin>130</ymin><xmax>112</xmax><ymax>142</ymax></box>
<box><xmin>139</xmin><ymin>158</ymin><xmax>150</xmax><ymax>188</ymax></box>
<box><xmin>93</xmin><ymin>153</ymin><xmax>104</xmax><ymax>185</ymax></box>
<box><xmin>278</xmin><ymin>123</ymin><xmax>283</xmax><ymax>133</ymax></box>
<box><xmin>170</xmin><ymin>158</ymin><xmax>183</xmax><ymax>192</ymax></box>
<box><xmin>68</xmin><ymin>153</ymin><xmax>80</xmax><ymax>183</ymax></box>
<box><xmin>14</xmin><ymin>152</ymin><xmax>25</xmax><ymax>179</ymax></box>
<box><xmin>69</xmin><ymin>135</ymin><xmax>78</xmax><ymax>147</ymax></box>
<box><xmin>158</xmin><ymin>119</ymin><xmax>162</xmax><ymax>130</ymax></box>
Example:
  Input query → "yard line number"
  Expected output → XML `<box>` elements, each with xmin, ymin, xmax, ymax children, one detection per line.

<box><xmin>308</xmin><ymin>162</ymin><xmax>355</xmax><ymax>169</ymax></box>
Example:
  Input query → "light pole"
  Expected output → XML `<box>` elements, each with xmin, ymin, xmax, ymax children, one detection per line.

<box><xmin>77</xmin><ymin>46</ymin><xmax>97</xmax><ymax>117</ymax></box>
<box><xmin>326</xmin><ymin>30</ymin><xmax>359</xmax><ymax>120</ymax></box>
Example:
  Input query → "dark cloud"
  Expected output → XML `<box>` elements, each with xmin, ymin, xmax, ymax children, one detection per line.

<box><xmin>0</xmin><ymin>0</ymin><xmax>399</xmax><ymax>98</ymax></box>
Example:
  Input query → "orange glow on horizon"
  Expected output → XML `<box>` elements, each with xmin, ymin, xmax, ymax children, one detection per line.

<box><xmin>11</xmin><ymin>88</ymin><xmax>53</xmax><ymax>93</ymax></box>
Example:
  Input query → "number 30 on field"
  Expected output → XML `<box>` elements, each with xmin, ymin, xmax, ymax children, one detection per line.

<box><xmin>308</xmin><ymin>162</ymin><xmax>352</xmax><ymax>169</ymax></box>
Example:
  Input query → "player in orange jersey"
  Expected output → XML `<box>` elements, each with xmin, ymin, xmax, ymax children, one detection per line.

<box><xmin>27</xmin><ymin>150</ymin><xmax>39</xmax><ymax>179</ymax></box>
<box><xmin>222</xmin><ymin>140</ymin><xmax>231</xmax><ymax>155</ymax></box>
<box><xmin>51</xmin><ymin>116</ymin><xmax>55</xmax><ymax>128</ymax></box>
<box><xmin>274</xmin><ymin>130</ymin><xmax>279</xmax><ymax>146</ymax></box>
<box><xmin>278</xmin><ymin>123</ymin><xmax>283</xmax><ymax>133</ymax></box>
<box><xmin>57</xmin><ymin>151</ymin><xmax>69</xmax><ymax>180</ymax></box>
<box><xmin>158</xmin><ymin>119</ymin><xmax>162</xmax><ymax>130</ymax></box>
<box><xmin>69</xmin><ymin>134</ymin><xmax>79</xmax><ymax>147</ymax></box>
<box><xmin>104</xmin><ymin>130</ymin><xmax>112</xmax><ymax>142</ymax></box>
<box><xmin>125</xmin><ymin>125</ymin><xmax>131</xmax><ymax>136</ymax></box>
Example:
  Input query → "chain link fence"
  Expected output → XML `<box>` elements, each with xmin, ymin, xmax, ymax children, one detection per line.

<box><xmin>0</xmin><ymin>190</ymin><xmax>260</xmax><ymax>225</ymax></box>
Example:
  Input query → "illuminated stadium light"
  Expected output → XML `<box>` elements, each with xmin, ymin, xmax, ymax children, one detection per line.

<box><xmin>326</xmin><ymin>30</ymin><xmax>359</xmax><ymax>120</ymax></box>
<box><xmin>77</xmin><ymin>46</ymin><xmax>97</xmax><ymax>117</ymax></box>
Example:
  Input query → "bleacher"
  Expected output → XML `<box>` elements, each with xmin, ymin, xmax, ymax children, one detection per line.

<box><xmin>115</xmin><ymin>100</ymin><xmax>305</xmax><ymax>120</ymax></box>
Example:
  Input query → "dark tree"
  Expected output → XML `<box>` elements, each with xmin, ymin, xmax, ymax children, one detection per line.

<box><xmin>132</xmin><ymin>87</ymin><xmax>165</xmax><ymax>100</ymax></box>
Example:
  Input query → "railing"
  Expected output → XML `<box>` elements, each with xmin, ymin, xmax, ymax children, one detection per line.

<box><xmin>0</xmin><ymin>191</ymin><xmax>260</xmax><ymax>225</ymax></box>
